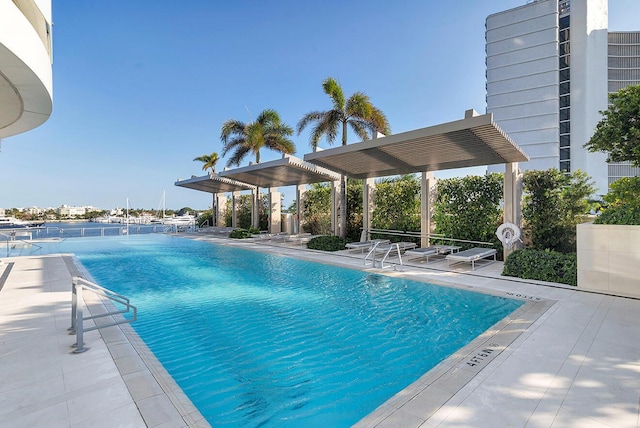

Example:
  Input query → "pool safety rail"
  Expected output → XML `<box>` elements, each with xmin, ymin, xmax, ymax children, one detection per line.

<box><xmin>0</xmin><ymin>231</ymin><xmax>42</xmax><ymax>257</ymax></box>
<box><xmin>69</xmin><ymin>277</ymin><xmax>137</xmax><ymax>353</ymax></box>
<box><xmin>364</xmin><ymin>241</ymin><xmax>405</xmax><ymax>270</ymax></box>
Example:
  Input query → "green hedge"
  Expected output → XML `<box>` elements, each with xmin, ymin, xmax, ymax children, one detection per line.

<box><xmin>503</xmin><ymin>249</ymin><xmax>577</xmax><ymax>286</ymax></box>
<box><xmin>594</xmin><ymin>206</ymin><xmax>640</xmax><ymax>225</ymax></box>
<box><xmin>228</xmin><ymin>227</ymin><xmax>260</xmax><ymax>239</ymax></box>
<box><xmin>306</xmin><ymin>235</ymin><xmax>346</xmax><ymax>251</ymax></box>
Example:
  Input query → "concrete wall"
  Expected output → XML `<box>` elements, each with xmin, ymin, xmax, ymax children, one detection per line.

<box><xmin>577</xmin><ymin>222</ymin><xmax>640</xmax><ymax>298</ymax></box>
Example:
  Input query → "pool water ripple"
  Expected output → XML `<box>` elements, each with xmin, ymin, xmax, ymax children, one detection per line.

<box><xmin>49</xmin><ymin>235</ymin><xmax>523</xmax><ymax>427</ymax></box>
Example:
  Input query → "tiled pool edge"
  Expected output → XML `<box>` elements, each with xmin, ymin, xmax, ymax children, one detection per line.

<box><xmin>353</xmin><ymin>297</ymin><xmax>555</xmax><ymax>427</ymax></box>
<box><xmin>63</xmin><ymin>255</ymin><xmax>211</xmax><ymax>428</ymax></box>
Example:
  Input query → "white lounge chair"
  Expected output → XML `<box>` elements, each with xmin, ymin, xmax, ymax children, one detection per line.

<box><xmin>405</xmin><ymin>245</ymin><xmax>462</xmax><ymax>263</ymax></box>
<box><xmin>375</xmin><ymin>241</ymin><xmax>417</xmax><ymax>253</ymax></box>
<box><xmin>404</xmin><ymin>246</ymin><xmax>441</xmax><ymax>262</ymax></box>
<box><xmin>446</xmin><ymin>247</ymin><xmax>497</xmax><ymax>270</ymax></box>
<box><xmin>345</xmin><ymin>239</ymin><xmax>390</xmax><ymax>253</ymax></box>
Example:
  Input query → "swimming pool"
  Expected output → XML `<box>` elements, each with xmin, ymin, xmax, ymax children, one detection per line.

<box><xmin>50</xmin><ymin>235</ymin><xmax>523</xmax><ymax>426</ymax></box>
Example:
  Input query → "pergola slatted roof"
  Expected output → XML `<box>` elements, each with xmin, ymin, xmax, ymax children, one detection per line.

<box><xmin>175</xmin><ymin>173</ymin><xmax>256</xmax><ymax>194</ymax></box>
<box><xmin>219</xmin><ymin>155</ymin><xmax>341</xmax><ymax>188</ymax></box>
<box><xmin>304</xmin><ymin>112</ymin><xmax>529</xmax><ymax>178</ymax></box>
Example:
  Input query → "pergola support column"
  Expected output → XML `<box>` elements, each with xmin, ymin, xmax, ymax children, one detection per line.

<box><xmin>503</xmin><ymin>162</ymin><xmax>522</xmax><ymax>259</ymax></box>
<box><xmin>331</xmin><ymin>180</ymin><xmax>341</xmax><ymax>236</ymax></box>
<box><xmin>231</xmin><ymin>191</ymin><xmax>240</xmax><ymax>228</ymax></box>
<box><xmin>216</xmin><ymin>194</ymin><xmax>227</xmax><ymax>226</ymax></box>
<box><xmin>252</xmin><ymin>188</ymin><xmax>260</xmax><ymax>230</ymax></box>
<box><xmin>421</xmin><ymin>171</ymin><xmax>436</xmax><ymax>248</ymax></box>
<box><xmin>296</xmin><ymin>185</ymin><xmax>306</xmax><ymax>234</ymax></box>
<box><xmin>268</xmin><ymin>187</ymin><xmax>281</xmax><ymax>234</ymax></box>
<box><xmin>363</xmin><ymin>178</ymin><xmax>375</xmax><ymax>241</ymax></box>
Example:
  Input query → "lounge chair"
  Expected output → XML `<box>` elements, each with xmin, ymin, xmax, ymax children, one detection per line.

<box><xmin>405</xmin><ymin>245</ymin><xmax>462</xmax><ymax>263</ymax></box>
<box><xmin>446</xmin><ymin>247</ymin><xmax>497</xmax><ymax>270</ymax></box>
<box><xmin>345</xmin><ymin>239</ymin><xmax>390</xmax><ymax>253</ymax></box>
<box><xmin>375</xmin><ymin>242</ymin><xmax>417</xmax><ymax>253</ymax></box>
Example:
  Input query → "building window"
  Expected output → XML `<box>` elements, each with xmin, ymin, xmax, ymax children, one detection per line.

<box><xmin>559</xmin><ymin>9</ymin><xmax>571</xmax><ymax>172</ymax></box>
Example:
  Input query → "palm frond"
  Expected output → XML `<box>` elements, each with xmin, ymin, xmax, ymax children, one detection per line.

<box><xmin>296</xmin><ymin>111</ymin><xmax>325</xmax><ymax>134</ymax></box>
<box><xmin>322</xmin><ymin>77</ymin><xmax>345</xmax><ymax>111</ymax></box>
<box><xmin>227</xmin><ymin>145</ymin><xmax>251</xmax><ymax>167</ymax></box>
<box><xmin>345</xmin><ymin>92</ymin><xmax>373</xmax><ymax>119</ymax></box>
<box><xmin>221</xmin><ymin>136</ymin><xmax>246</xmax><ymax>156</ymax></box>
<box><xmin>370</xmin><ymin>106</ymin><xmax>391</xmax><ymax>135</ymax></box>
<box><xmin>220</xmin><ymin>119</ymin><xmax>246</xmax><ymax>143</ymax></box>
<box><xmin>348</xmin><ymin>119</ymin><xmax>370</xmax><ymax>141</ymax></box>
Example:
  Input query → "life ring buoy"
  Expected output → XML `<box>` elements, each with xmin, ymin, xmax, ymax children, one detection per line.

<box><xmin>496</xmin><ymin>222</ymin><xmax>521</xmax><ymax>249</ymax></box>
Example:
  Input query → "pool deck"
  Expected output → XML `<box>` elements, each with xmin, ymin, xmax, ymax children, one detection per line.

<box><xmin>1</xmin><ymin>234</ymin><xmax>639</xmax><ymax>427</ymax></box>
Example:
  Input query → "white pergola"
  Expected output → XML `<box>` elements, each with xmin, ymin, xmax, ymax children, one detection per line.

<box><xmin>176</xmin><ymin>110</ymin><xmax>530</xmax><ymax>258</ymax></box>
<box><xmin>176</xmin><ymin>155</ymin><xmax>341</xmax><ymax>233</ymax></box>
<box><xmin>304</xmin><ymin>110</ymin><xmax>530</xmax><ymax>258</ymax></box>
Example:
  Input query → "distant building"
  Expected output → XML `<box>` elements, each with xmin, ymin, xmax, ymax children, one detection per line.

<box><xmin>57</xmin><ymin>206</ymin><xmax>86</xmax><ymax>217</ymax></box>
<box><xmin>0</xmin><ymin>1</ymin><xmax>53</xmax><ymax>139</ymax></box>
<box><xmin>486</xmin><ymin>0</ymin><xmax>640</xmax><ymax>194</ymax></box>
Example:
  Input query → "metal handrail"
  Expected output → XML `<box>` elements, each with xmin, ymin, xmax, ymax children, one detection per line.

<box><xmin>364</xmin><ymin>240</ymin><xmax>382</xmax><ymax>267</ymax></box>
<box><xmin>379</xmin><ymin>243</ymin><xmax>404</xmax><ymax>270</ymax></box>
<box><xmin>69</xmin><ymin>277</ymin><xmax>137</xmax><ymax>353</ymax></box>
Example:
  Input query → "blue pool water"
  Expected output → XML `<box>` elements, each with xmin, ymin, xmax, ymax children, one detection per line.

<box><xmin>45</xmin><ymin>235</ymin><xmax>523</xmax><ymax>427</ymax></box>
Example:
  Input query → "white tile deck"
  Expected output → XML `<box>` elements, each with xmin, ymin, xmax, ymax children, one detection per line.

<box><xmin>1</xmin><ymin>235</ymin><xmax>639</xmax><ymax>427</ymax></box>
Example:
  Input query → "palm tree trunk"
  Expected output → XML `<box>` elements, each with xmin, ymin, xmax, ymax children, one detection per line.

<box><xmin>339</xmin><ymin>121</ymin><xmax>349</xmax><ymax>238</ymax></box>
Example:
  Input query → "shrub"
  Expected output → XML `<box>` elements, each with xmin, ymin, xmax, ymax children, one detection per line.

<box><xmin>433</xmin><ymin>173</ymin><xmax>504</xmax><ymax>256</ymax></box>
<box><xmin>306</xmin><ymin>235</ymin><xmax>346</xmax><ymax>251</ymax></box>
<box><xmin>522</xmin><ymin>169</ymin><xmax>594</xmax><ymax>253</ymax></box>
<box><xmin>503</xmin><ymin>249</ymin><xmax>577</xmax><ymax>286</ymax></box>
<box><xmin>594</xmin><ymin>177</ymin><xmax>640</xmax><ymax>225</ymax></box>
<box><xmin>229</xmin><ymin>228</ymin><xmax>255</xmax><ymax>239</ymax></box>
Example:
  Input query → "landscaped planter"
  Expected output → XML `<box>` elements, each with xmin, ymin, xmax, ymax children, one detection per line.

<box><xmin>577</xmin><ymin>222</ymin><xmax>640</xmax><ymax>298</ymax></box>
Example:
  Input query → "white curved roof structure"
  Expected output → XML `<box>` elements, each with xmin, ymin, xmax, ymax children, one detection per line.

<box><xmin>0</xmin><ymin>0</ymin><xmax>53</xmax><ymax>139</ymax></box>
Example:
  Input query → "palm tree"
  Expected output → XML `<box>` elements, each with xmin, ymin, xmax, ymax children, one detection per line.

<box><xmin>297</xmin><ymin>77</ymin><xmax>390</xmax><ymax>237</ymax></box>
<box><xmin>193</xmin><ymin>152</ymin><xmax>220</xmax><ymax>225</ymax></box>
<box><xmin>221</xmin><ymin>109</ymin><xmax>296</xmax><ymax>167</ymax></box>
<box><xmin>193</xmin><ymin>152</ymin><xmax>219</xmax><ymax>174</ymax></box>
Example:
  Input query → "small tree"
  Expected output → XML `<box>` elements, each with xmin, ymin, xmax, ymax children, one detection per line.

<box><xmin>522</xmin><ymin>169</ymin><xmax>594</xmax><ymax>253</ymax></box>
<box><xmin>224</xmin><ymin>194</ymin><xmax>268</xmax><ymax>229</ymax></box>
<box><xmin>372</xmin><ymin>175</ymin><xmax>421</xmax><ymax>238</ymax></box>
<box><xmin>302</xmin><ymin>183</ymin><xmax>332</xmax><ymax>235</ymax></box>
<box><xmin>193</xmin><ymin>152</ymin><xmax>219</xmax><ymax>174</ymax></box>
<box><xmin>345</xmin><ymin>179</ymin><xmax>364</xmax><ymax>242</ymax></box>
<box><xmin>585</xmin><ymin>84</ymin><xmax>640</xmax><ymax>165</ymax></box>
<box><xmin>594</xmin><ymin>176</ymin><xmax>640</xmax><ymax>225</ymax></box>
<box><xmin>433</xmin><ymin>173</ymin><xmax>503</xmax><ymax>253</ymax></box>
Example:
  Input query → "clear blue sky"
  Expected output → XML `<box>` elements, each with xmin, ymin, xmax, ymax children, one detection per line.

<box><xmin>2</xmin><ymin>1</ymin><xmax>638</xmax><ymax>211</ymax></box>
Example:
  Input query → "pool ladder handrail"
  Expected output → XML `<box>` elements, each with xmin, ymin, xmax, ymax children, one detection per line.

<box><xmin>364</xmin><ymin>241</ymin><xmax>404</xmax><ymax>270</ymax></box>
<box><xmin>69</xmin><ymin>276</ymin><xmax>137</xmax><ymax>353</ymax></box>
